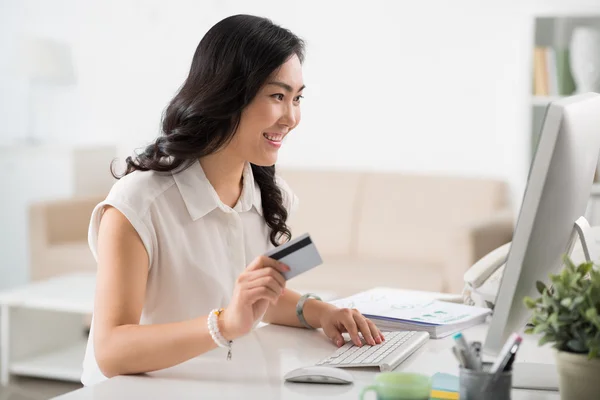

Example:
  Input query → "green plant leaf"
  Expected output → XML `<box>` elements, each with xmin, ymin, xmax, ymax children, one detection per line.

<box><xmin>524</xmin><ymin>327</ymin><xmax>534</xmax><ymax>335</ymax></box>
<box><xmin>570</xmin><ymin>273</ymin><xmax>582</xmax><ymax>288</ymax></box>
<box><xmin>573</xmin><ymin>296</ymin><xmax>585</xmax><ymax>306</ymax></box>
<box><xmin>548</xmin><ymin>313</ymin><xmax>559</xmax><ymax>330</ymax></box>
<box><xmin>563</xmin><ymin>255</ymin><xmax>577</xmax><ymax>271</ymax></box>
<box><xmin>542</xmin><ymin>291</ymin><xmax>558</xmax><ymax>310</ymax></box>
<box><xmin>524</xmin><ymin>296</ymin><xmax>538</xmax><ymax>309</ymax></box>
<box><xmin>539</xmin><ymin>335</ymin><xmax>555</xmax><ymax>347</ymax></box>
<box><xmin>561</xmin><ymin>269</ymin><xmax>572</xmax><ymax>289</ymax></box>
<box><xmin>533</xmin><ymin>323</ymin><xmax>548</xmax><ymax>334</ymax></box>
<box><xmin>567</xmin><ymin>339</ymin><xmax>588</xmax><ymax>353</ymax></box>
<box><xmin>586</xmin><ymin>308</ymin><xmax>600</xmax><ymax>330</ymax></box>
<box><xmin>536</xmin><ymin>280</ymin><xmax>547</xmax><ymax>295</ymax></box>
<box><xmin>577</xmin><ymin>262</ymin><xmax>593</xmax><ymax>276</ymax></box>
<box><xmin>561</xmin><ymin>298</ymin><xmax>573</xmax><ymax>308</ymax></box>
<box><xmin>527</xmin><ymin>259</ymin><xmax>600</xmax><ymax>354</ymax></box>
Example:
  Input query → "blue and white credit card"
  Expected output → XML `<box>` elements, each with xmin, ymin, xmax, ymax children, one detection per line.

<box><xmin>264</xmin><ymin>233</ymin><xmax>323</xmax><ymax>280</ymax></box>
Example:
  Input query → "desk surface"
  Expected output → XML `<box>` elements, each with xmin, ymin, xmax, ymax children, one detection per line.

<box><xmin>53</xmin><ymin>321</ymin><xmax>560</xmax><ymax>400</ymax></box>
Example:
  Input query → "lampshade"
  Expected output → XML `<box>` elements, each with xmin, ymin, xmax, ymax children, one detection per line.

<box><xmin>17</xmin><ymin>36</ymin><xmax>76</xmax><ymax>84</ymax></box>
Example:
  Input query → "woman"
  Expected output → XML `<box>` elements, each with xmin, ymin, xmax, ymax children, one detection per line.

<box><xmin>82</xmin><ymin>14</ymin><xmax>383</xmax><ymax>386</ymax></box>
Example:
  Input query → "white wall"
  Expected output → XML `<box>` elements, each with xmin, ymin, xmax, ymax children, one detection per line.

<box><xmin>1</xmin><ymin>0</ymin><xmax>600</xmax><ymax>288</ymax></box>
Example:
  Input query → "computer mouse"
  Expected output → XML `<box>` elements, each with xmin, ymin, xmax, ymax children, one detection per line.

<box><xmin>283</xmin><ymin>366</ymin><xmax>354</xmax><ymax>384</ymax></box>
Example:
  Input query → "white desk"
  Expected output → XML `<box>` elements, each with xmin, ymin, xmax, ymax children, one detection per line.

<box><xmin>52</xmin><ymin>322</ymin><xmax>560</xmax><ymax>400</ymax></box>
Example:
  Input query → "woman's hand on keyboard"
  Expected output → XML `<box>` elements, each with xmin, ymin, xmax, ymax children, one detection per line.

<box><xmin>319</xmin><ymin>307</ymin><xmax>385</xmax><ymax>348</ymax></box>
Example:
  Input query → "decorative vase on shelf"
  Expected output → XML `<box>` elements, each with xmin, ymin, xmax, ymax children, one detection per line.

<box><xmin>569</xmin><ymin>27</ymin><xmax>600</xmax><ymax>93</ymax></box>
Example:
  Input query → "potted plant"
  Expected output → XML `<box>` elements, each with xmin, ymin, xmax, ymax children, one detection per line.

<box><xmin>523</xmin><ymin>256</ymin><xmax>600</xmax><ymax>399</ymax></box>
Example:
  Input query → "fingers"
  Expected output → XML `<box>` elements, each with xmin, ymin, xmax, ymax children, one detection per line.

<box><xmin>355</xmin><ymin>313</ymin><xmax>376</xmax><ymax>346</ymax></box>
<box><xmin>340</xmin><ymin>309</ymin><xmax>362</xmax><ymax>346</ymax></box>
<box><xmin>338</xmin><ymin>309</ymin><xmax>384</xmax><ymax>347</ymax></box>
<box><xmin>236</xmin><ymin>257</ymin><xmax>288</xmax><ymax>307</ymax></box>
<box><xmin>321</xmin><ymin>309</ymin><xmax>385</xmax><ymax>348</ymax></box>
<box><xmin>246</xmin><ymin>255</ymin><xmax>290</xmax><ymax>274</ymax></box>
<box><xmin>322</xmin><ymin>323</ymin><xmax>345</xmax><ymax>348</ymax></box>
<box><xmin>247</xmin><ymin>267</ymin><xmax>286</xmax><ymax>289</ymax></box>
<box><xmin>243</xmin><ymin>267</ymin><xmax>287</xmax><ymax>301</ymax></box>
<box><xmin>246</xmin><ymin>276</ymin><xmax>284</xmax><ymax>297</ymax></box>
<box><xmin>366</xmin><ymin>318</ymin><xmax>383</xmax><ymax>344</ymax></box>
<box><xmin>246</xmin><ymin>286</ymin><xmax>280</xmax><ymax>305</ymax></box>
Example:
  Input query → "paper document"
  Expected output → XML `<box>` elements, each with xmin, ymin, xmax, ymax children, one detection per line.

<box><xmin>330</xmin><ymin>287</ymin><xmax>491</xmax><ymax>337</ymax></box>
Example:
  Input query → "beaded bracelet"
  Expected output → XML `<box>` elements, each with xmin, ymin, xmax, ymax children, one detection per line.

<box><xmin>296</xmin><ymin>293</ymin><xmax>322</xmax><ymax>329</ymax></box>
<box><xmin>208</xmin><ymin>308</ymin><xmax>232</xmax><ymax>360</ymax></box>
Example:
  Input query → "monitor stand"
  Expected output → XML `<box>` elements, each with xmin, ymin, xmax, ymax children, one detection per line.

<box><xmin>509</xmin><ymin>216</ymin><xmax>597</xmax><ymax>391</ymax></box>
<box><xmin>572</xmin><ymin>216</ymin><xmax>598</xmax><ymax>263</ymax></box>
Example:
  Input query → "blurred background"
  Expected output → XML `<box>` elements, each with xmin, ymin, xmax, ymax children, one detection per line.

<box><xmin>1</xmin><ymin>0</ymin><xmax>600</xmax><ymax>398</ymax></box>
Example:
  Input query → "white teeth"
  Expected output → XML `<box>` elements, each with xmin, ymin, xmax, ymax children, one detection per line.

<box><xmin>263</xmin><ymin>133</ymin><xmax>282</xmax><ymax>142</ymax></box>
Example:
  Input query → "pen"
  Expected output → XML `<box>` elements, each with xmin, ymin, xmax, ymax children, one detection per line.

<box><xmin>452</xmin><ymin>346</ymin><xmax>467</xmax><ymax>368</ymax></box>
<box><xmin>470</xmin><ymin>341</ymin><xmax>482</xmax><ymax>357</ymax></box>
<box><xmin>470</xmin><ymin>341</ymin><xmax>483</xmax><ymax>371</ymax></box>
<box><xmin>453</xmin><ymin>333</ymin><xmax>479</xmax><ymax>370</ymax></box>
<box><xmin>504</xmin><ymin>353</ymin><xmax>516</xmax><ymax>371</ymax></box>
<box><xmin>485</xmin><ymin>333</ymin><xmax>522</xmax><ymax>390</ymax></box>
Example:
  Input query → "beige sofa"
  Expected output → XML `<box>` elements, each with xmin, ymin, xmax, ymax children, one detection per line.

<box><xmin>29</xmin><ymin>196</ymin><xmax>101</xmax><ymax>281</ymax></box>
<box><xmin>279</xmin><ymin>170</ymin><xmax>514</xmax><ymax>297</ymax></box>
<box><xmin>28</xmin><ymin>170</ymin><xmax>514</xmax><ymax>298</ymax></box>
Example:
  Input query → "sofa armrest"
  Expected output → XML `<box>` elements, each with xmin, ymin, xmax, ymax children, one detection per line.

<box><xmin>29</xmin><ymin>196</ymin><xmax>103</xmax><ymax>281</ymax></box>
<box><xmin>442</xmin><ymin>209</ymin><xmax>514</xmax><ymax>293</ymax></box>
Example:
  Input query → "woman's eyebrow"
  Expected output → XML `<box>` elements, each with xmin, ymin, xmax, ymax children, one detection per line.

<box><xmin>267</xmin><ymin>81</ymin><xmax>306</xmax><ymax>93</ymax></box>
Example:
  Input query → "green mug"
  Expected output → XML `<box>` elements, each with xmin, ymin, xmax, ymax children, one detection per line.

<box><xmin>360</xmin><ymin>372</ymin><xmax>432</xmax><ymax>400</ymax></box>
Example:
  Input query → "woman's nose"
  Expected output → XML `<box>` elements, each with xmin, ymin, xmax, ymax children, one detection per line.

<box><xmin>280</xmin><ymin>104</ymin><xmax>297</xmax><ymax>127</ymax></box>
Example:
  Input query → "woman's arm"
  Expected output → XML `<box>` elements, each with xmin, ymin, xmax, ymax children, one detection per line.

<box><xmin>261</xmin><ymin>289</ymin><xmax>332</xmax><ymax>328</ymax></box>
<box><xmin>93</xmin><ymin>207</ymin><xmax>236</xmax><ymax>377</ymax></box>
<box><xmin>262</xmin><ymin>289</ymin><xmax>384</xmax><ymax>347</ymax></box>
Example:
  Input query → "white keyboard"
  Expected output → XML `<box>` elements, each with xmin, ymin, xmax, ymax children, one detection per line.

<box><xmin>316</xmin><ymin>331</ymin><xmax>429</xmax><ymax>372</ymax></box>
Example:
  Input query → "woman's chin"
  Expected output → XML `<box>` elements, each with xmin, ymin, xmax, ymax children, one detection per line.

<box><xmin>249</xmin><ymin>154</ymin><xmax>278</xmax><ymax>167</ymax></box>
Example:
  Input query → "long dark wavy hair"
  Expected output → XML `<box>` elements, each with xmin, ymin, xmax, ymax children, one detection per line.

<box><xmin>113</xmin><ymin>15</ymin><xmax>305</xmax><ymax>246</ymax></box>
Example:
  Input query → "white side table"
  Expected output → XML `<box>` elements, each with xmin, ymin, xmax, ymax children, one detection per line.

<box><xmin>0</xmin><ymin>273</ymin><xmax>95</xmax><ymax>385</ymax></box>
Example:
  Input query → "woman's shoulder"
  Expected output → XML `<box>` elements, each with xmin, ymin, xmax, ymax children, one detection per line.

<box><xmin>106</xmin><ymin>169</ymin><xmax>176</xmax><ymax>216</ymax></box>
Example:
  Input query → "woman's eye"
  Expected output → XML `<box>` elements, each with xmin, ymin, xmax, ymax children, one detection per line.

<box><xmin>271</xmin><ymin>93</ymin><xmax>303</xmax><ymax>103</ymax></box>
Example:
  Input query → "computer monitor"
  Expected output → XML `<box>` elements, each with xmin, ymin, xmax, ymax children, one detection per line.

<box><xmin>484</xmin><ymin>92</ymin><xmax>600</xmax><ymax>356</ymax></box>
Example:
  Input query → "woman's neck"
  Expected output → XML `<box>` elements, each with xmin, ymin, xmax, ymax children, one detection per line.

<box><xmin>199</xmin><ymin>152</ymin><xmax>245</xmax><ymax>208</ymax></box>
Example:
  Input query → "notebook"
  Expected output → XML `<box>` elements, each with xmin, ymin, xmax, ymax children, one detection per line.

<box><xmin>329</xmin><ymin>287</ymin><xmax>491</xmax><ymax>339</ymax></box>
<box><xmin>430</xmin><ymin>372</ymin><xmax>459</xmax><ymax>400</ymax></box>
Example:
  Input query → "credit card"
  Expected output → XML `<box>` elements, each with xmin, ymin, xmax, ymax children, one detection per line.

<box><xmin>264</xmin><ymin>233</ymin><xmax>323</xmax><ymax>280</ymax></box>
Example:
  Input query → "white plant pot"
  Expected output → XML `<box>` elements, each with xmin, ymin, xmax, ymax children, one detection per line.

<box><xmin>569</xmin><ymin>27</ymin><xmax>600</xmax><ymax>93</ymax></box>
<box><xmin>555</xmin><ymin>350</ymin><xmax>600</xmax><ymax>399</ymax></box>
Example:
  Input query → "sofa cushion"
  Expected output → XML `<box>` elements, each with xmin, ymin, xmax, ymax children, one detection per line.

<box><xmin>31</xmin><ymin>244</ymin><xmax>96</xmax><ymax>281</ymax></box>
<box><xmin>355</xmin><ymin>173</ymin><xmax>509</xmax><ymax>263</ymax></box>
<box><xmin>278</xmin><ymin>169</ymin><xmax>364</xmax><ymax>258</ymax></box>
<box><xmin>285</xmin><ymin>257</ymin><xmax>444</xmax><ymax>299</ymax></box>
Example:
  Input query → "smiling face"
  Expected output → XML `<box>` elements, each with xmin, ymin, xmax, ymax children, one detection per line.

<box><xmin>226</xmin><ymin>54</ymin><xmax>304</xmax><ymax>166</ymax></box>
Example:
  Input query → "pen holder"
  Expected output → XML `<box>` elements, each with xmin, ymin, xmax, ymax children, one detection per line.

<box><xmin>459</xmin><ymin>362</ymin><xmax>512</xmax><ymax>400</ymax></box>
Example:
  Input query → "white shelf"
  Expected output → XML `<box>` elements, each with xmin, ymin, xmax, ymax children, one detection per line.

<box><xmin>9</xmin><ymin>339</ymin><xmax>87</xmax><ymax>382</ymax></box>
<box><xmin>531</xmin><ymin>95</ymin><xmax>566</xmax><ymax>106</ymax></box>
<box><xmin>0</xmin><ymin>272</ymin><xmax>95</xmax><ymax>314</ymax></box>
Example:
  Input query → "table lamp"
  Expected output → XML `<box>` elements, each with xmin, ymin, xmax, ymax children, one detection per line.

<box><xmin>17</xmin><ymin>36</ymin><xmax>76</xmax><ymax>145</ymax></box>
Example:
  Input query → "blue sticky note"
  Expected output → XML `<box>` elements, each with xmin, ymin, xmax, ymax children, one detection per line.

<box><xmin>431</xmin><ymin>372</ymin><xmax>459</xmax><ymax>392</ymax></box>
